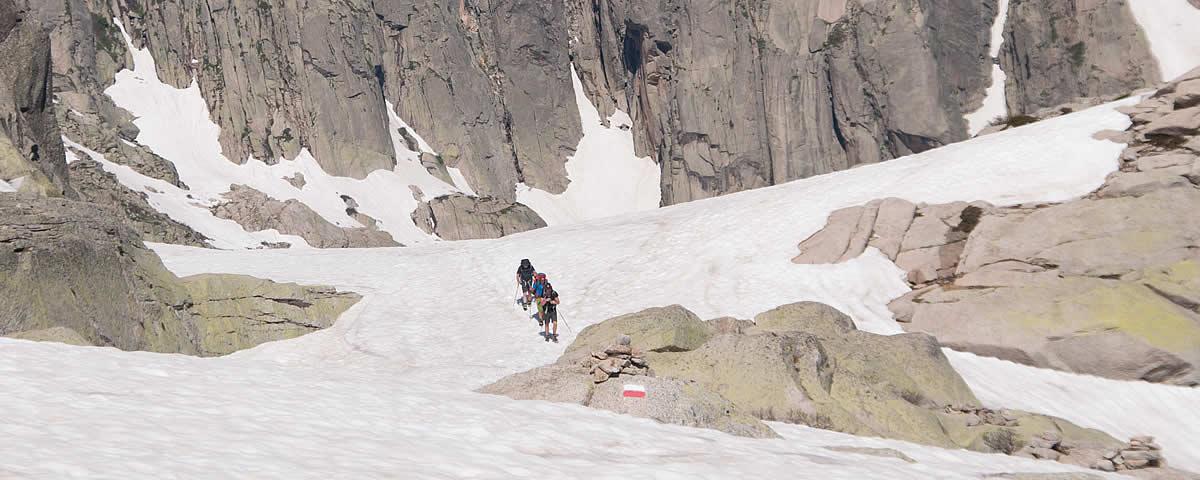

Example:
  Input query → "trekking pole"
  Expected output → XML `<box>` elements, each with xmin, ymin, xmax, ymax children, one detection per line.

<box><xmin>559</xmin><ymin>312</ymin><xmax>574</xmax><ymax>335</ymax></box>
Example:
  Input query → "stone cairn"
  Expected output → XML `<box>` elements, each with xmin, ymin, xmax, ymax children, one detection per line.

<box><xmin>1013</xmin><ymin>431</ymin><xmax>1076</xmax><ymax>461</ymax></box>
<box><xmin>1092</xmin><ymin>436</ymin><xmax>1166</xmax><ymax>472</ymax></box>
<box><xmin>583</xmin><ymin>335</ymin><xmax>650</xmax><ymax>383</ymax></box>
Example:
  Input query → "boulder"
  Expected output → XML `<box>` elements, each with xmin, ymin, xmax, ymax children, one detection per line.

<box><xmin>1135</xmin><ymin>153</ymin><xmax>1196</xmax><ymax>171</ymax></box>
<box><xmin>563</xmin><ymin>305</ymin><xmax>713</xmax><ymax>363</ymax></box>
<box><xmin>1096</xmin><ymin>169</ymin><xmax>1192</xmax><ymax>198</ymax></box>
<box><xmin>1144</xmin><ymin>106</ymin><xmax>1200</xmax><ymax>138</ymax></box>
<box><xmin>411</xmin><ymin>194</ymin><xmax>546</xmax><ymax>240</ymax></box>
<box><xmin>211</xmin><ymin>185</ymin><xmax>399</xmax><ymax>248</ymax></box>
<box><xmin>181</xmin><ymin>274</ymin><xmax>362</xmax><ymax>356</ymax></box>
<box><xmin>654</xmin><ymin>303</ymin><xmax>980</xmax><ymax>448</ymax></box>
<box><xmin>793</xmin><ymin>204</ymin><xmax>875</xmax><ymax>264</ymax></box>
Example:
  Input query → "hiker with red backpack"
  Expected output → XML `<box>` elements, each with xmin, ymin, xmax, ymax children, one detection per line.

<box><xmin>530</xmin><ymin>272</ymin><xmax>548</xmax><ymax>325</ymax></box>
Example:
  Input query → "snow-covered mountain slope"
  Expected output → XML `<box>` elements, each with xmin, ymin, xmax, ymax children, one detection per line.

<box><xmin>516</xmin><ymin>66</ymin><xmax>661</xmax><ymax>226</ymax></box>
<box><xmin>1129</xmin><ymin>0</ymin><xmax>1200</xmax><ymax>81</ymax></box>
<box><xmin>91</xmin><ymin>19</ymin><xmax>467</xmax><ymax>248</ymax></box>
<box><xmin>3</xmin><ymin>98</ymin><xmax>1197</xmax><ymax>478</ymax></box>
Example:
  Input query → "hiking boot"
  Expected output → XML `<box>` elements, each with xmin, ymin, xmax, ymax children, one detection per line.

<box><xmin>551</xmin><ymin>335</ymin><xmax>559</xmax><ymax>343</ymax></box>
<box><xmin>544</xmin><ymin>334</ymin><xmax>551</xmax><ymax>342</ymax></box>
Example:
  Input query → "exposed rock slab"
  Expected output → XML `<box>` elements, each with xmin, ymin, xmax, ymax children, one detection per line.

<box><xmin>0</xmin><ymin>195</ymin><xmax>359</xmax><ymax>356</ymax></box>
<box><xmin>182</xmin><ymin>274</ymin><xmax>362</xmax><ymax>356</ymax></box>
<box><xmin>411</xmin><ymin>194</ymin><xmax>546</xmax><ymax>241</ymax></box>
<box><xmin>211</xmin><ymin>185</ymin><xmax>398</xmax><ymax>248</ymax></box>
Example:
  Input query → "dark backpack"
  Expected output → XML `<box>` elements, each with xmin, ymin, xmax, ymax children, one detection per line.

<box><xmin>518</xmin><ymin>263</ymin><xmax>535</xmax><ymax>281</ymax></box>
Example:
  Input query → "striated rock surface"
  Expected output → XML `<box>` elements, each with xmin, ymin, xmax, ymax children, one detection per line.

<box><xmin>571</xmin><ymin>0</ymin><xmax>995</xmax><ymax>204</ymax></box>
<box><xmin>210</xmin><ymin>185</ymin><xmax>399</xmax><ymax>248</ymax></box>
<box><xmin>20</xmin><ymin>0</ymin><xmax>1179</xmax><ymax>219</ymax></box>
<box><xmin>181</xmin><ymin>273</ymin><xmax>361</xmax><ymax>356</ymax></box>
<box><xmin>0</xmin><ymin>0</ymin><xmax>70</xmax><ymax>196</ymax></box>
<box><xmin>0</xmin><ymin>195</ymin><xmax>359</xmax><ymax>356</ymax></box>
<box><xmin>411</xmin><ymin>194</ymin><xmax>546</xmax><ymax>241</ymax></box>
<box><xmin>1000</xmin><ymin>0</ymin><xmax>1159</xmax><ymax>114</ymax></box>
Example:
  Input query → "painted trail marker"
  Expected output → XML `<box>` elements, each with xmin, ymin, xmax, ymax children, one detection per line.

<box><xmin>623</xmin><ymin>384</ymin><xmax>646</xmax><ymax>398</ymax></box>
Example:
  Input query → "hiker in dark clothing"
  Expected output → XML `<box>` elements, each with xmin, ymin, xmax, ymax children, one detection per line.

<box><xmin>542</xmin><ymin>284</ymin><xmax>560</xmax><ymax>342</ymax></box>
<box><xmin>516</xmin><ymin>259</ymin><xmax>536</xmax><ymax>310</ymax></box>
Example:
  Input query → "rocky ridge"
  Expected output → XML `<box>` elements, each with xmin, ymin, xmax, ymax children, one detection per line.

<box><xmin>480</xmin><ymin>302</ymin><xmax>1181</xmax><ymax>473</ymax></box>
<box><xmin>13</xmin><ymin>0</ymin><xmax>1173</xmax><ymax>242</ymax></box>
<box><xmin>793</xmin><ymin>68</ymin><xmax>1200</xmax><ymax>385</ymax></box>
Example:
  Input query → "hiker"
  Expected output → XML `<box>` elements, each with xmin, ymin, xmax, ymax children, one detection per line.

<box><xmin>541</xmin><ymin>283</ymin><xmax>560</xmax><ymax>342</ymax></box>
<box><xmin>531</xmin><ymin>273</ymin><xmax>548</xmax><ymax>325</ymax></box>
<box><xmin>516</xmin><ymin>259</ymin><xmax>536</xmax><ymax>310</ymax></box>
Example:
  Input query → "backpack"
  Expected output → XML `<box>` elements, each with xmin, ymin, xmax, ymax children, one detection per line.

<box><xmin>517</xmin><ymin>262</ymin><xmax>535</xmax><ymax>281</ymax></box>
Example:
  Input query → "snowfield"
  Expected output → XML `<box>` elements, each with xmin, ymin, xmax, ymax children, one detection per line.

<box><xmin>1129</xmin><ymin>0</ymin><xmax>1200</xmax><ymax>81</ymax></box>
<box><xmin>4</xmin><ymin>96</ymin><xmax>1197</xmax><ymax>478</ymax></box>
<box><xmin>516</xmin><ymin>66</ymin><xmax>661</xmax><ymax>226</ymax></box>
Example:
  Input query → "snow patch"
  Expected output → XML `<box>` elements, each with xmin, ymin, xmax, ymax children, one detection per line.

<box><xmin>0</xmin><ymin>178</ymin><xmax>16</xmax><ymax>192</ymax></box>
<box><xmin>100</xmin><ymin>18</ymin><xmax>464</xmax><ymax>248</ymax></box>
<box><xmin>1128</xmin><ymin>0</ymin><xmax>1200</xmax><ymax>81</ymax></box>
<box><xmin>965</xmin><ymin>0</ymin><xmax>1010</xmax><ymax>136</ymax></box>
<box><xmin>516</xmin><ymin>65</ymin><xmax>661</xmax><ymax>226</ymax></box>
<box><xmin>63</xmin><ymin>136</ymin><xmax>311</xmax><ymax>249</ymax></box>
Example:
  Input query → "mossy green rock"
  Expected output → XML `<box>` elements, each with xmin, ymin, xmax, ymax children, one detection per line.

<box><xmin>652</xmin><ymin>303</ymin><xmax>978</xmax><ymax>448</ymax></box>
<box><xmin>183</xmin><ymin>274</ymin><xmax>361</xmax><ymax>356</ymax></box>
<box><xmin>0</xmin><ymin>196</ymin><xmax>358</xmax><ymax>356</ymax></box>
<box><xmin>907</xmin><ymin>264</ymin><xmax>1200</xmax><ymax>385</ymax></box>
<box><xmin>563</xmin><ymin>305</ymin><xmax>713</xmax><ymax>362</ymax></box>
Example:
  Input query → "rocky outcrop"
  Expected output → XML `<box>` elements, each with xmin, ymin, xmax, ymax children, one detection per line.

<box><xmin>210</xmin><ymin>185</ymin><xmax>399</xmax><ymax>248</ymax></box>
<box><xmin>0</xmin><ymin>0</ymin><xmax>70</xmax><ymax>196</ymax></box>
<box><xmin>1000</xmin><ymin>0</ymin><xmax>1159</xmax><ymax>114</ymax></box>
<box><xmin>479</xmin><ymin>332</ymin><xmax>777</xmax><ymax>439</ymax></box>
<box><xmin>0</xmin><ymin>195</ymin><xmax>359</xmax><ymax>356</ymax></box>
<box><xmin>181</xmin><ymin>273</ymin><xmax>360</xmax><ymax>356</ymax></box>
<box><xmin>653</xmin><ymin>303</ymin><xmax>981</xmax><ymax>448</ymax></box>
<box><xmin>484</xmin><ymin>302</ymin><xmax>1129</xmax><ymax>465</ymax></box>
<box><xmin>67</xmin><ymin>153</ymin><xmax>208</xmax><ymax>246</ymax></box>
<box><xmin>797</xmin><ymin>72</ymin><xmax>1200</xmax><ymax>385</ymax></box>
<box><xmin>793</xmin><ymin>197</ymin><xmax>991</xmax><ymax>285</ymax></box>
<box><xmin>411</xmin><ymin>194</ymin><xmax>546</xmax><ymax>241</ymax></box>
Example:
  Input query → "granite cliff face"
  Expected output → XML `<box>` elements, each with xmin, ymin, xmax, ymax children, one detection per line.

<box><xmin>0</xmin><ymin>0</ymin><xmax>71</xmax><ymax>196</ymax></box>
<box><xmin>0</xmin><ymin>3</ymin><xmax>358</xmax><ymax>354</ymax></box>
<box><xmin>17</xmin><ymin>0</ymin><xmax>1171</xmax><ymax>232</ymax></box>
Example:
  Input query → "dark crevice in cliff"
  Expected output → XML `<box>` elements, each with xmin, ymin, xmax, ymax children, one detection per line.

<box><xmin>826</xmin><ymin>65</ymin><xmax>849</xmax><ymax>152</ymax></box>
<box><xmin>621</xmin><ymin>21</ymin><xmax>646</xmax><ymax>75</ymax></box>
